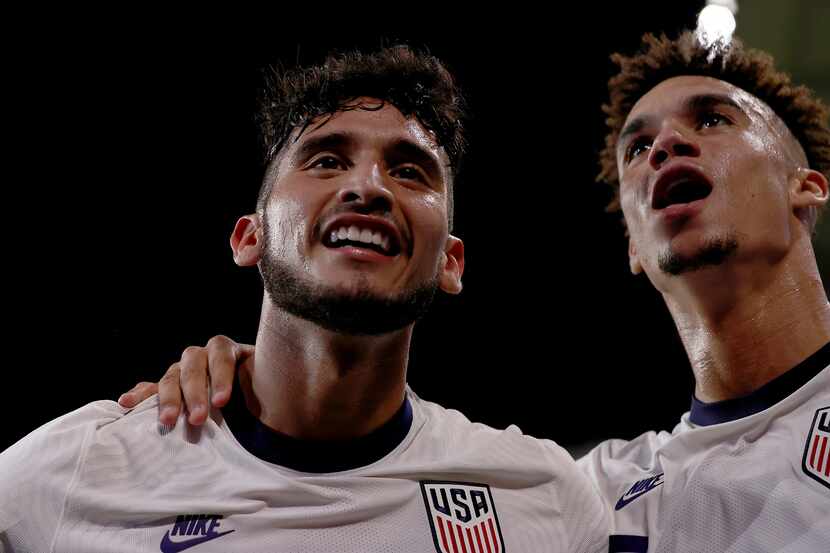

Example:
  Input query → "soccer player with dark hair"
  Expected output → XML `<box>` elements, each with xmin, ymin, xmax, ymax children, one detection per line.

<box><xmin>0</xmin><ymin>47</ymin><xmax>609</xmax><ymax>552</ymax></box>
<box><xmin>133</xmin><ymin>31</ymin><xmax>830</xmax><ymax>551</ymax></box>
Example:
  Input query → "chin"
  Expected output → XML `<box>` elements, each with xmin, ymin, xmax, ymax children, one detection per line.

<box><xmin>322</xmin><ymin>283</ymin><xmax>401</xmax><ymax>307</ymax></box>
<box><xmin>658</xmin><ymin>232</ymin><xmax>739</xmax><ymax>276</ymax></box>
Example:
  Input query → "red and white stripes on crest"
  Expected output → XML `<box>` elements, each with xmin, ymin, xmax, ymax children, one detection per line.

<box><xmin>435</xmin><ymin>516</ymin><xmax>500</xmax><ymax>553</ymax></box>
<box><xmin>807</xmin><ymin>432</ymin><xmax>830</xmax><ymax>477</ymax></box>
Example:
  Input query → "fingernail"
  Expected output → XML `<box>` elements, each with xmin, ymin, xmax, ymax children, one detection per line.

<box><xmin>118</xmin><ymin>393</ymin><xmax>131</xmax><ymax>405</ymax></box>
<box><xmin>160</xmin><ymin>406</ymin><xmax>177</xmax><ymax>423</ymax></box>
<box><xmin>190</xmin><ymin>405</ymin><xmax>206</xmax><ymax>420</ymax></box>
<box><xmin>212</xmin><ymin>390</ymin><xmax>228</xmax><ymax>405</ymax></box>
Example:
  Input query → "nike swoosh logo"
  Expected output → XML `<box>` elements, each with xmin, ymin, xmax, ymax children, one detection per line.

<box><xmin>615</xmin><ymin>474</ymin><xmax>664</xmax><ymax>510</ymax></box>
<box><xmin>159</xmin><ymin>529</ymin><xmax>235</xmax><ymax>553</ymax></box>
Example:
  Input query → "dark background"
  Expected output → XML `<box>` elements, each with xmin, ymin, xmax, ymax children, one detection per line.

<box><xmin>4</xmin><ymin>2</ymin><xmax>828</xmax><ymax>455</ymax></box>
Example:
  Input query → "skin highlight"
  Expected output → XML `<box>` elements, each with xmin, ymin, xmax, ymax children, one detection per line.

<box><xmin>228</xmin><ymin>100</ymin><xmax>464</xmax><ymax>440</ymax></box>
<box><xmin>619</xmin><ymin>76</ymin><xmax>830</xmax><ymax>402</ymax></box>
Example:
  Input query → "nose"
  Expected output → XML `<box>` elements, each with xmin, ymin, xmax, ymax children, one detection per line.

<box><xmin>648</xmin><ymin>123</ymin><xmax>701</xmax><ymax>170</ymax></box>
<box><xmin>338</xmin><ymin>163</ymin><xmax>394</xmax><ymax>213</ymax></box>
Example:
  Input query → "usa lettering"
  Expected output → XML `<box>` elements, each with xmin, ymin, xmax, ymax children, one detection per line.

<box><xmin>429</xmin><ymin>487</ymin><xmax>489</xmax><ymax>522</ymax></box>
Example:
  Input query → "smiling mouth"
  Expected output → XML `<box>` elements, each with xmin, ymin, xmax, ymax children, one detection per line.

<box><xmin>322</xmin><ymin>225</ymin><xmax>400</xmax><ymax>257</ymax></box>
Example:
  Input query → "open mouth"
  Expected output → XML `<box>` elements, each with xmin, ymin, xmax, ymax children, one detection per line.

<box><xmin>652</xmin><ymin>168</ymin><xmax>713</xmax><ymax>210</ymax></box>
<box><xmin>322</xmin><ymin>225</ymin><xmax>401</xmax><ymax>257</ymax></box>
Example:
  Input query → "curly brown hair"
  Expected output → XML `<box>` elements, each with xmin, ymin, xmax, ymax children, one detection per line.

<box><xmin>256</xmin><ymin>45</ymin><xmax>468</xmax><ymax>231</ymax></box>
<box><xmin>597</xmin><ymin>31</ymin><xmax>830</xmax><ymax>230</ymax></box>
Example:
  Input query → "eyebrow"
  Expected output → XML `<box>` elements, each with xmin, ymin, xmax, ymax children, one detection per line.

<box><xmin>685</xmin><ymin>93</ymin><xmax>744</xmax><ymax>115</ymax></box>
<box><xmin>386</xmin><ymin>138</ymin><xmax>443</xmax><ymax>179</ymax></box>
<box><xmin>292</xmin><ymin>132</ymin><xmax>354</xmax><ymax>165</ymax></box>
<box><xmin>617</xmin><ymin>93</ymin><xmax>747</xmax><ymax>153</ymax></box>
<box><xmin>292</xmin><ymin>131</ymin><xmax>443</xmax><ymax>178</ymax></box>
<box><xmin>618</xmin><ymin>116</ymin><xmax>652</xmax><ymax>147</ymax></box>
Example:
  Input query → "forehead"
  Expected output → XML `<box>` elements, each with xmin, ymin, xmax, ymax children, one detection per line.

<box><xmin>284</xmin><ymin>99</ymin><xmax>446</xmax><ymax>164</ymax></box>
<box><xmin>619</xmin><ymin>75</ymin><xmax>806</xmax><ymax>166</ymax></box>
<box><xmin>625</xmin><ymin>75</ymin><xmax>771</xmax><ymax>125</ymax></box>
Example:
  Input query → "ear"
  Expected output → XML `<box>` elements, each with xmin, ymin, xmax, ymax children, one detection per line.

<box><xmin>790</xmin><ymin>167</ymin><xmax>829</xmax><ymax>211</ymax></box>
<box><xmin>230</xmin><ymin>214</ymin><xmax>263</xmax><ymax>267</ymax></box>
<box><xmin>628</xmin><ymin>238</ymin><xmax>643</xmax><ymax>275</ymax></box>
<box><xmin>438</xmin><ymin>235</ymin><xmax>465</xmax><ymax>295</ymax></box>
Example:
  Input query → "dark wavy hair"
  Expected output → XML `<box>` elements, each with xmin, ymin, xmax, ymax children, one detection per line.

<box><xmin>256</xmin><ymin>45</ymin><xmax>468</xmax><ymax>231</ymax></box>
<box><xmin>598</xmin><ymin>31</ymin><xmax>830</xmax><ymax>232</ymax></box>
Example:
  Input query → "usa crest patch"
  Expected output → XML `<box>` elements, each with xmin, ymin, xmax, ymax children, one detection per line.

<box><xmin>802</xmin><ymin>405</ymin><xmax>830</xmax><ymax>490</ymax></box>
<box><xmin>420</xmin><ymin>480</ymin><xmax>506</xmax><ymax>553</ymax></box>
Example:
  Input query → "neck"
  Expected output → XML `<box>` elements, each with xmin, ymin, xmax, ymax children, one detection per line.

<box><xmin>242</xmin><ymin>298</ymin><xmax>412</xmax><ymax>440</ymax></box>
<box><xmin>663</xmin><ymin>235</ymin><xmax>830</xmax><ymax>402</ymax></box>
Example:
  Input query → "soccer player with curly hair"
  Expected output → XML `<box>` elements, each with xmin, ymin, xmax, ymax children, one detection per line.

<box><xmin>130</xmin><ymin>31</ymin><xmax>830</xmax><ymax>550</ymax></box>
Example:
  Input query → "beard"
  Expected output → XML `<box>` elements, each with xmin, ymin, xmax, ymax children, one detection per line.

<box><xmin>658</xmin><ymin>232</ymin><xmax>739</xmax><ymax>276</ymax></box>
<box><xmin>259</xmin><ymin>231</ymin><xmax>438</xmax><ymax>336</ymax></box>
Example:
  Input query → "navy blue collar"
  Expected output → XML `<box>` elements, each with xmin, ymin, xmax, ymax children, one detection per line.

<box><xmin>222</xmin><ymin>383</ymin><xmax>413</xmax><ymax>473</ymax></box>
<box><xmin>689</xmin><ymin>340</ymin><xmax>830</xmax><ymax>426</ymax></box>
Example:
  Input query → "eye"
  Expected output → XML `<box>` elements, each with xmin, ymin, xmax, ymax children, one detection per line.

<box><xmin>309</xmin><ymin>155</ymin><xmax>344</xmax><ymax>170</ymax></box>
<box><xmin>626</xmin><ymin>137</ymin><xmax>652</xmax><ymax>163</ymax></box>
<box><xmin>392</xmin><ymin>166</ymin><xmax>425</xmax><ymax>182</ymax></box>
<box><xmin>698</xmin><ymin>112</ymin><xmax>731</xmax><ymax>129</ymax></box>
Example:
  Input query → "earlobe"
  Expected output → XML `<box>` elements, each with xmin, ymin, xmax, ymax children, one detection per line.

<box><xmin>628</xmin><ymin>239</ymin><xmax>643</xmax><ymax>275</ymax></box>
<box><xmin>438</xmin><ymin>235</ymin><xmax>465</xmax><ymax>295</ymax></box>
<box><xmin>230</xmin><ymin>214</ymin><xmax>263</xmax><ymax>267</ymax></box>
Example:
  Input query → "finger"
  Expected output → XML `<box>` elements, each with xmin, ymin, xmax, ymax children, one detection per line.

<box><xmin>118</xmin><ymin>382</ymin><xmax>158</xmax><ymax>407</ymax></box>
<box><xmin>205</xmin><ymin>335</ymin><xmax>238</xmax><ymax>407</ymax></box>
<box><xmin>158</xmin><ymin>363</ymin><xmax>184</xmax><ymax>427</ymax></box>
<box><xmin>117</xmin><ymin>382</ymin><xmax>144</xmax><ymax>407</ymax></box>
<box><xmin>179</xmin><ymin>346</ymin><xmax>210</xmax><ymax>425</ymax></box>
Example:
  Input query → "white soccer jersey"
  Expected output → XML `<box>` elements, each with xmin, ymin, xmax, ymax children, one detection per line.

<box><xmin>1</xmin><ymin>387</ymin><xmax>609</xmax><ymax>553</ymax></box>
<box><xmin>578</xmin><ymin>342</ymin><xmax>830</xmax><ymax>552</ymax></box>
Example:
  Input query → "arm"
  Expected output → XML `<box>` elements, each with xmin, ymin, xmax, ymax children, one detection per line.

<box><xmin>118</xmin><ymin>335</ymin><xmax>253</xmax><ymax>427</ymax></box>
<box><xmin>1</xmin><ymin>401</ymin><xmax>124</xmax><ymax>551</ymax></box>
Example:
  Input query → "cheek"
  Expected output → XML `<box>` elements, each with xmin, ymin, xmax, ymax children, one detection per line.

<box><xmin>267</xmin><ymin>196</ymin><xmax>314</xmax><ymax>258</ymax></box>
<box><xmin>734</xmin><ymin>126</ymin><xmax>789</xmax><ymax>174</ymax></box>
<box><xmin>620</xmin><ymin>189</ymin><xmax>646</xmax><ymax>234</ymax></box>
<box><xmin>411</xmin><ymin>190</ymin><xmax>448</xmax><ymax>230</ymax></box>
<box><xmin>407</xmin><ymin>194</ymin><xmax>450</xmax><ymax>265</ymax></box>
<box><xmin>739</xmin><ymin>123</ymin><xmax>773</xmax><ymax>156</ymax></box>
<box><xmin>714</xmin><ymin>141</ymin><xmax>793</xmax><ymax>238</ymax></box>
<box><xmin>619</xmin><ymin>193</ymin><xmax>656</xmax><ymax>264</ymax></box>
<box><xmin>428</xmin><ymin>214</ymin><xmax>451</xmax><ymax>255</ymax></box>
<box><xmin>720</xmin><ymin>135</ymin><xmax>789</xmax><ymax>204</ymax></box>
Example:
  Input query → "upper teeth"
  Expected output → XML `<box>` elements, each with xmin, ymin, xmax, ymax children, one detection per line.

<box><xmin>329</xmin><ymin>225</ymin><xmax>391</xmax><ymax>252</ymax></box>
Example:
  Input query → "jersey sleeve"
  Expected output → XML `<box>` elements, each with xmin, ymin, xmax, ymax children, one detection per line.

<box><xmin>576</xmin><ymin>432</ymin><xmax>670</xmax><ymax>498</ymax></box>
<box><xmin>0</xmin><ymin>400</ymin><xmax>127</xmax><ymax>552</ymax></box>
<box><xmin>535</xmin><ymin>439</ymin><xmax>611</xmax><ymax>553</ymax></box>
